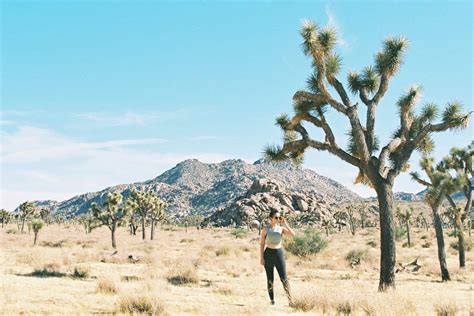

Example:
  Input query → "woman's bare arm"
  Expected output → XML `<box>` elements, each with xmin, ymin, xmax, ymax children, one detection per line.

<box><xmin>260</xmin><ymin>227</ymin><xmax>267</xmax><ymax>265</ymax></box>
<box><xmin>281</xmin><ymin>218</ymin><xmax>295</xmax><ymax>237</ymax></box>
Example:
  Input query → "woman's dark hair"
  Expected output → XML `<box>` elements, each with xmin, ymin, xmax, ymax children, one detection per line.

<box><xmin>269</xmin><ymin>209</ymin><xmax>280</xmax><ymax>218</ymax></box>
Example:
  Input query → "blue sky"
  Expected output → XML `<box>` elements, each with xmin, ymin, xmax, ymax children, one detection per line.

<box><xmin>1</xmin><ymin>1</ymin><xmax>472</xmax><ymax>210</ymax></box>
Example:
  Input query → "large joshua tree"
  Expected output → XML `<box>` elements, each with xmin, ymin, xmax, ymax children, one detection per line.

<box><xmin>264</xmin><ymin>20</ymin><xmax>471</xmax><ymax>290</ymax></box>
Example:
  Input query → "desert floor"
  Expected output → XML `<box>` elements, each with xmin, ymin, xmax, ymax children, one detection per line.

<box><xmin>1</xmin><ymin>223</ymin><xmax>472</xmax><ymax>315</ymax></box>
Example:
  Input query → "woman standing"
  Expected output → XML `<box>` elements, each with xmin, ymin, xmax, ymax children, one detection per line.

<box><xmin>260</xmin><ymin>209</ymin><xmax>295</xmax><ymax>306</ymax></box>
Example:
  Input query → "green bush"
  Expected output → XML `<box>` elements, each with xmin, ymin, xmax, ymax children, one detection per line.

<box><xmin>230</xmin><ymin>227</ymin><xmax>247</xmax><ymax>239</ymax></box>
<box><xmin>395</xmin><ymin>227</ymin><xmax>407</xmax><ymax>241</ymax></box>
<box><xmin>448</xmin><ymin>230</ymin><xmax>458</xmax><ymax>237</ymax></box>
<box><xmin>285</xmin><ymin>228</ymin><xmax>327</xmax><ymax>257</ymax></box>
<box><xmin>72</xmin><ymin>266</ymin><xmax>90</xmax><ymax>279</ymax></box>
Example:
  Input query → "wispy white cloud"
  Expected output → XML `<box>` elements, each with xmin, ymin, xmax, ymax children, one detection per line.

<box><xmin>0</xmin><ymin>120</ymin><xmax>16</xmax><ymax>126</ymax></box>
<box><xmin>75</xmin><ymin>110</ymin><xmax>185</xmax><ymax>126</ymax></box>
<box><xmin>1</xmin><ymin>126</ymin><xmax>167</xmax><ymax>163</ymax></box>
<box><xmin>0</xmin><ymin>126</ymin><xmax>235</xmax><ymax>210</ymax></box>
<box><xmin>325</xmin><ymin>5</ymin><xmax>349</xmax><ymax>49</ymax></box>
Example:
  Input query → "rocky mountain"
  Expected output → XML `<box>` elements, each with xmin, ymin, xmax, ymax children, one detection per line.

<box><xmin>23</xmin><ymin>158</ymin><xmax>361</xmax><ymax>219</ymax></box>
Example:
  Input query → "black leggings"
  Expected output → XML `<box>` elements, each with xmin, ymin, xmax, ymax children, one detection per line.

<box><xmin>263</xmin><ymin>247</ymin><xmax>291</xmax><ymax>302</ymax></box>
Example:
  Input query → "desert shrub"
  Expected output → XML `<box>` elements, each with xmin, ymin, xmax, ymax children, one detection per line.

<box><xmin>96</xmin><ymin>277</ymin><xmax>118</xmax><ymax>294</ymax></box>
<box><xmin>41</xmin><ymin>240</ymin><xmax>67</xmax><ymax>248</ymax></box>
<box><xmin>180</xmin><ymin>238</ymin><xmax>194</xmax><ymax>243</ymax></box>
<box><xmin>450</xmin><ymin>239</ymin><xmax>473</xmax><ymax>251</ymax></box>
<box><xmin>118</xmin><ymin>295</ymin><xmax>165</xmax><ymax>314</ymax></box>
<box><xmin>285</xmin><ymin>228</ymin><xmax>327</xmax><ymax>257</ymax></box>
<box><xmin>72</xmin><ymin>265</ymin><xmax>90</xmax><ymax>279</ymax></box>
<box><xmin>422</xmin><ymin>242</ymin><xmax>432</xmax><ymax>248</ymax></box>
<box><xmin>121</xmin><ymin>275</ymin><xmax>141</xmax><ymax>282</ymax></box>
<box><xmin>291</xmin><ymin>294</ymin><xmax>329</xmax><ymax>313</ymax></box>
<box><xmin>448</xmin><ymin>230</ymin><xmax>458</xmax><ymax>237</ymax></box>
<box><xmin>6</xmin><ymin>228</ymin><xmax>17</xmax><ymax>234</ymax></box>
<box><xmin>366</xmin><ymin>240</ymin><xmax>377</xmax><ymax>247</ymax></box>
<box><xmin>215</xmin><ymin>246</ymin><xmax>230</xmax><ymax>256</ymax></box>
<box><xmin>291</xmin><ymin>295</ymin><xmax>316</xmax><ymax>312</ymax></box>
<box><xmin>395</xmin><ymin>227</ymin><xmax>407</xmax><ymax>241</ymax></box>
<box><xmin>31</xmin><ymin>263</ymin><xmax>65</xmax><ymax>278</ymax></box>
<box><xmin>336</xmin><ymin>300</ymin><xmax>353</xmax><ymax>316</ymax></box>
<box><xmin>212</xmin><ymin>286</ymin><xmax>232</xmax><ymax>296</ymax></box>
<box><xmin>345</xmin><ymin>249</ymin><xmax>368</xmax><ymax>263</ymax></box>
<box><xmin>167</xmin><ymin>267</ymin><xmax>198</xmax><ymax>285</ymax></box>
<box><xmin>230</xmin><ymin>228</ymin><xmax>247</xmax><ymax>238</ymax></box>
<box><xmin>434</xmin><ymin>301</ymin><xmax>458</xmax><ymax>316</ymax></box>
<box><xmin>420</xmin><ymin>235</ymin><xmax>429</xmax><ymax>240</ymax></box>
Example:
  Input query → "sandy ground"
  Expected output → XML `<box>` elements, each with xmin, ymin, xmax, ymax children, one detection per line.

<box><xmin>1</xmin><ymin>223</ymin><xmax>472</xmax><ymax>315</ymax></box>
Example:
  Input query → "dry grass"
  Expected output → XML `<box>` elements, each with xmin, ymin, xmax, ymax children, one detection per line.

<box><xmin>0</xmin><ymin>222</ymin><xmax>473</xmax><ymax>314</ymax></box>
<box><xmin>117</xmin><ymin>294</ymin><xmax>166</xmax><ymax>314</ymax></box>
<box><xmin>96</xmin><ymin>277</ymin><xmax>119</xmax><ymax>294</ymax></box>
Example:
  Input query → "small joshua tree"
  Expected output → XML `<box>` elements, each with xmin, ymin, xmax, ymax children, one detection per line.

<box><xmin>128</xmin><ymin>210</ymin><xmax>140</xmax><ymax>235</ymax></box>
<box><xmin>443</xmin><ymin>143</ymin><xmax>473</xmax><ymax>267</ymax></box>
<box><xmin>149</xmin><ymin>197</ymin><xmax>166</xmax><ymax>240</ymax></box>
<box><xmin>18</xmin><ymin>201</ymin><xmax>36</xmax><ymax>233</ymax></box>
<box><xmin>90</xmin><ymin>192</ymin><xmax>129</xmax><ymax>249</ymax></box>
<box><xmin>39</xmin><ymin>208</ymin><xmax>51</xmax><ymax>224</ymax></box>
<box><xmin>31</xmin><ymin>219</ymin><xmax>44</xmax><ymax>245</ymax></box>
<box><xmin>77</xmin><ymin>211</ymin><xmax>98</xmax><ymax>234</ymax></box>
<box><xmin>321</xmin><ymin>218</ymin><xmax>331</xmax><ymax>236</ymax></box>
<box><xmin>357</xmin><ymin>204</ymin><xmax>368</xmax><ymax>229</ymax></box>
<box><xmin>333</xmin><ymin>210</ymin><xmax>347</xmax><ymax>232</ymax></box>
<box><xmin>397</xmin><ymin>207</ymin><xmax>412</xmax><ymax>247</ymax></box>
<box><xmin>411</xmin><ymin>155</ymin><xmax>467</xmax><ymax>280</ymax></box>
<box><xmin>127</xmin><ymin>188</ymin><xmax>155</xmax><ymax>240</ymax></box>
<box><xmin>346</xmin><ymin>205</ymin><xmax>357</xmax><ymax>236</ymax></box>
<box><xmin>0</xmin><ymin>209</ymin><xmax>11</xmax><ymax>228</ymax></box>
<box><xmin>254</xmin><ymin>205</ymin><xmax>270</xmax><ymax>236</ymax></box>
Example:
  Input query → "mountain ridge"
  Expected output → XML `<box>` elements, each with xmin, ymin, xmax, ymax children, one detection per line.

<box><xmin>18</xmin><ymin>158</ymin><xmax>362</xmax><ymax>218</ymax></box>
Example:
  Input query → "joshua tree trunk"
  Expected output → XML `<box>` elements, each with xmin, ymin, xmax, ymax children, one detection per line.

<box><xmin>21</xmin><ymin>218</ymin><xmax>26</xmax><ymax>233</ymax></box>
<box><xmin>33</xmin><ymin>232</ymin><xmax>38</xmax><ymax>245</ymax></box>
<box><xmin>141</xmin><ymin>217</ymin><xmax>146</xmax><ymax>240</ymax></box>
<box><xmin>458</xmin><ymin>226</ymin><xmax>465</xmax><ymax>268</ymax></box>
<box><xmin>150</xmin><ymin>220</ymin><xmax>155</xmax><ymax>240</ymax></box>
<box><xmin>406</xmin><ymin>221</ymin><xmax>411</xmax><ymax>248</ymax></box>
<box><xmin>432</xmin><ymin>203</ymin><xmax>450</xmax><ymax>281</ymax></box>
<box><xmin>111</xmin><ymin>227</ymin><xmax>117</xmax><ymax>249</ymax></box>
<box><xmin>375</xmin><ymin>183</ymin><xmax>396</xmax><ymax>291</ymax></box>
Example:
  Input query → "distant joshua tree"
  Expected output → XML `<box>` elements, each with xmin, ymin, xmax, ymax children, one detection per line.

<box><xmin>357</xmin><ymin>204</ymin><xmax>369</xmax><ymax>229</ymax></box>
<box><xmin>442</xmin><ymin>143</ymin><xmax>473</xmax><ymax>267</ymax></box>
<box><xmin>411</xmin><ymin>154</ymin><xmax>467</xmax><ymax>280</ymax></box>
<box><xmin>127</xmin><ymin>188</ymin><xmax>166</xmax><ymax>240</ymax></box>
<box><xmin>18</xmin><ymin>201</ymin><xmax>36</xmax><ymax>233</ymax></box>
<box><xmin>397</xmin><ymin>207</ymin><xmax>413</xmax><ymax>247</ymax></box>
<box><xmin>345</xmin><ymin>205</ymin><xmax>357</xmax><ymax>236</ymax></box>
<box><xmin>149</xmin><ymin>198</ymin><xmax>166</xmax><ymax>240</ymax></box>
<box><xmin>31</xmin><ymin>219</ymin><xmax>44</xmax><ymax>245</ymax></box>
<box><xmin>264</xmin><ymin>19</ymin><xmax>470</xmax><ymax>290</ymax></box>
<box><xmin>0</xmin><ymin>209</ymin><xmax>11</xmax><ymax>228</ymax></box>
<box><xmin>90</xmin><ymin>192</ymin><xmax>129</xmax><ymax>249</ymax></box>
